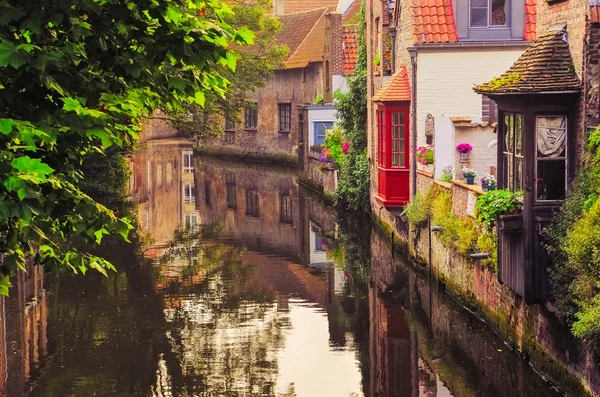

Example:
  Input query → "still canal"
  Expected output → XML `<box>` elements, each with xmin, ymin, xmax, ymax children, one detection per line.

<box><xmin>1</xmin><ymin>137</ymin><xmax>564</xmax><ymax>396</ymax></box>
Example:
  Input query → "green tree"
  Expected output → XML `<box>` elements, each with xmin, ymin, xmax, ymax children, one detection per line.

<box><xmin>0</xmin><ymin>0</ymin><xmax>253</xmax><ymax>294</ymax></box>
<box><xmin>334</xmin><ymin>0</ymin><xmax>369</xmax><ymax>212</ymax></box>
<box><xmin>167</xmin><ymin>0</ymin><xmax>288</xmax><ymax>140</ymax></box>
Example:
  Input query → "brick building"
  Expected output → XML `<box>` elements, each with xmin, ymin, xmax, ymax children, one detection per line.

<box><xmin>201</xmin><ymin>6</ymin><xmax>345</xmax><ymax>165</ymax></box>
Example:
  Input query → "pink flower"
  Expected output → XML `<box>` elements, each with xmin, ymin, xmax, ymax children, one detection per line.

<box><xmin>342</xmin><ymin>141</ymin><xmax>351</xmax><ymax>154</ymax></box>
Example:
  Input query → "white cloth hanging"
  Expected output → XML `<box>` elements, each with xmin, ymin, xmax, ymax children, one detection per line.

<box><xmin>537</xmin><ymin>116</ymin><xmax>566</xmax><ymax>157</ymax></box>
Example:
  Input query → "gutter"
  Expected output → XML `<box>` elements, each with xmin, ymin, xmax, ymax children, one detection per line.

<box><xmin>408</xmin><ymin>47</ymin><xmax>417</xmax><ymax>198</ymax></box>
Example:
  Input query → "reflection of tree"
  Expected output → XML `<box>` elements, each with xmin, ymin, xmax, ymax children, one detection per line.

<box><xmin>334</xmin><ymin>211</ymin><xmax>372</xmax><ymax>396</ymax></box>
<box><xmin>151</xmin><ymin>225</ymin><xmax>290</xmax><ymax>396</ymax></box>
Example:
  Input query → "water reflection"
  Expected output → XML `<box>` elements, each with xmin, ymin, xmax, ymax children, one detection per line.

<box><xmin>3</xmin><ymin>135</ymin><xmax>564</xmax><ymax>397</ymax></box>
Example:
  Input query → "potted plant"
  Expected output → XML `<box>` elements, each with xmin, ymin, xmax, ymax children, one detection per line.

<box><xmin>462</xmin><ymin>168</ymin><xmax>477</xmax><ymax>184</ymax></box>
<box><xmin>480</xmin><ymin>174</ymin><xmax>497</xmax><ymax>191</ymax></box>
<box><xmin>475</xmin><ymin>189</ymin><xmax>524</xmax><ymax>231</ymax></box>
<box><xmin>456</xmin><ymin>143</ymin><xmax>473</xmax><ymax>161</ymax></box>
<box><xmin>441</xmin><ymin>166</ymin><xmax>453</xmax><ymax>183</ymax></box>
<box><xmin>415</xmin><ymin>145</ymin><xmax>434</xmax><ymax>165</ymax></box>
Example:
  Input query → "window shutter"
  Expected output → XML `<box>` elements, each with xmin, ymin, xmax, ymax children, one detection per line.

<box><xmin>482</xmin><ymin>95</ymin><xmax>498</xmax><ymax>124</ymax></box>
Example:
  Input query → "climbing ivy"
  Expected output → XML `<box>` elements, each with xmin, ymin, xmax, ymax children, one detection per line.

<box><xmin>545</xmin><ymin>126</ymin><xmax>600</xmax><ymax>342</ymax></box>
<box><xmin>334</xmin><ymin>0</ymin><xmax>369</xmax><ymax>212</ymax></box>
<box><xmin>0</xmin><ymin>0</ymin><xmax>253</xmax><ymax>295</ymax></box>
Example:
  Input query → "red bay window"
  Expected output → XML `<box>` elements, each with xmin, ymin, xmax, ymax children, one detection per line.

<box><xmin>373</xmin><ymin>67</ymin><xmax>411</xmax><ymax>207</ymax></box>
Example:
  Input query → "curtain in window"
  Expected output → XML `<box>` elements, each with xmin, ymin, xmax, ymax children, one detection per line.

<box><xmin>537</xmin><ymin>116</ymin><xmax>566</xmax><ymax>157</ymax></box>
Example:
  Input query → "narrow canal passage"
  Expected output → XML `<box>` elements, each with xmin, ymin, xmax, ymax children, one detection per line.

<box><xmin>2</xmin><ymin>138</ymin><xmax>563</xmax><ymax>396</ymax></box>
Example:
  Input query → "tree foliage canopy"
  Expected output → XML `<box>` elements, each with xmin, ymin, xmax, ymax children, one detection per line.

<box><xmin>167</xmin><ymin>0</ymin><xmax>288</xmax><ymax>140</ymax></box>
<box><xmin>0</xmin><ymin>0</ymin><xmax>253</xmax><ymax>294</ymax></box>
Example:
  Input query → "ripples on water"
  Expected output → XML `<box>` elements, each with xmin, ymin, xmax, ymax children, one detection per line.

<box><xmin>0</xmin><ymin>140</ymin><xmax>564</xmax><ymax>397</ymax></box>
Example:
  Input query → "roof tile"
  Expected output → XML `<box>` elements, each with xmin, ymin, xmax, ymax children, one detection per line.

<box><xmin>524</xmin><ymin>0</ymin><xmax>537</xmax><ymax>41</ymax></box>
<box><xmin>343</xmin><ymin>26</ymin><xmax>359</xmax><ymax>75</ymax></box>
<box><xmin>372</xmin><ymin>66</ymin><xmax>411</xmax><ymax>102</ymax></box>
<box><xmin>474</xmin><ymin>27</ymin><xmax>581</xmax><ymax>95</ymax></box>
<box><xmin>409</xmin><ymin>0</ymin><xmax>458</xmax><ymax>43</ymax></box>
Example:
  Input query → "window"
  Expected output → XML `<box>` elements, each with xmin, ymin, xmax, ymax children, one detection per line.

<box><xmin>224</xmin><ymin>131</ymin><xmax>235</xmax><ymax>144</ymax></box>
<box><xmin>244</xmin><ymin>105</ymin><xmax>258</xmax><ymax>130</ymax></box>
<box><xmin>314</xmin><ymin>122</ymin><xmax>333</xmax><ymax>146</ymax></box>
<box><xmin>225</xmin><ymin>174</ymin><xmax>237</xmax><ymax>209</ymax></box>
<box><xmin>279</xmin><ymin>103</ymin><xmax>291</xmax><ymax>132</ymax></box>
<box><xmin>535</xmin><ymin>116</ymin><xmax>567</xmax><ymax>201</ymax></box>
<box><xmin>470</xmin><ymin>0</ymin><xmax>507</xmax><ymax>27</ymax></box>
<box><xmin>280</xmin><ymin>192</ymin><xmax>293</xmax><ymax>224</ymax></box>
<box><xmin>225</xmin><ymin>114</ymin><xmax>235</xmax><ymax>131</ymax></box>
<box><xmin>391</xmin><ymin>112</ymin><xmax>405</xmax><ymax>167</ymax></box>
<box><xmin>156</xmin><ymin>164</ymin><xmax>163</xmax><ymax>187</ymax></box>
<box><xmin>502</xmin><ymin>112</ymin><xmax>523</xmax><ymax>192</ymax></box>
<box><xmin>183</xmin><ymin>151</ymin><xmax>193</xmax><ymax>173</ymax></box>
<box><xmin>184</xmin><ymin>212</ymin><xmax>199</xmax><ymax>232</ymax></box>
<box><xmin>184</xmin><ymin>183</ymin><xmax>195</xmax><ymax>204</ymax></box>
<box><xmin>246</xmin><ymin>189</ymin><xmax>259</xmax><ymax>217</ymax></box>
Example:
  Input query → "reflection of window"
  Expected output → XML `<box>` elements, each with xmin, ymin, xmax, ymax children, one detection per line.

<box><xmin>246</xmin><ymin>189</ymin><xmax>259</xmax><ymax>217</ymax></box>
<box><xmin>156</xmin><ymin>164</ymin><xmax>163</xmax><ymax>187</ymax></box>
<box><xmin>184</xmin><ymin>183</ymin><xmax>195</xmax><ymax>204</ymax></box>
<box><xmin>536</xmin><ymin>116</ymin><xmax>567</xmax><ymax>201</ymax></box>
<box><xmin>280</xmin><ymin>192</ymin><xmax>293</xmax><ymax>224</ymax></box>
<box><xmin>184</xmin><ymin>212</ymin><xmax>199</xmax><ymax>231</ymax></box>
<box><xmin>225</xmin><ymin>174</ymin><xmax>237</xmax><ymax>209</ymax></box>
<box><xmin>279</xmin><ymin>103</ymin><xmax>291</xmax><ymax>132</ymax></box>
<box><xmin>502</xmin><ymin>112</ymin><xmax>523</xmax><ymax>192</ymax></box>
<box><xmin>470</xmin><ymin>0</ymin><xmax>507</xmax><ymax>27</ymax></box>
<box><xmin>482</xmin><ymin>96</ymin><xmax>498</xmax><ymax>123</ymax></box>
<box><xmin>183</xmin><ymin>151</ymin><xmax>193</xmax><ymax>173</ymax></box>
<box><xmin>204</xmin><ymin>180</ymin><xmax>211</xmax><ymax>206</ymax></box>
<box><xmin>244</xmin><ymin>105</ymin><xmax>258</xmax><ymax>130</ymax></box>
<box><xmin>166</xmin><ymin>163</ymin><xmax>173</xmax><ymax>186</ymax></box>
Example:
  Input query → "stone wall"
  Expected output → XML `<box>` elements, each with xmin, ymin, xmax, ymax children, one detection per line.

<box><xmin>303</xmin><ymin>154</ymin><xmax>338</xmax><ymax>196</ymax></box>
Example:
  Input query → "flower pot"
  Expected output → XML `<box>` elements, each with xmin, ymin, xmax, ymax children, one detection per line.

<box><xmin>483</xmin><ymin>185</ymin><xmax>496</xmax><ymax>191</ymax></box>
<box><xmin>466</xmin><ymin>177</ymin><xmax>474</xmax><ymax>185</ymax></box>
<box><xmin>498</xmin><ymin>214</ymin><xmax>523</xmax><ymax>232</ymax></box>
<box><xmin>459</xmin><ymin>152</ymin><xmax>470</xmax><ymax>161</ymax></box>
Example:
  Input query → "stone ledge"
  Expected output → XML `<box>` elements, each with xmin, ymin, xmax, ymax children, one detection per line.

<box><xmin>453</xmin><ymin>179</ymin><xmax>485</xmax><ymax>195</ymax></box>
<box><xmin>417</xmin><ymin>169</ymin><xmax>434</xmax><ymax>178</ymax></box>
<box><xmin>435</xmin><ymin>180</ymin><xmax>452</xmax><ymax>190</ymax></box>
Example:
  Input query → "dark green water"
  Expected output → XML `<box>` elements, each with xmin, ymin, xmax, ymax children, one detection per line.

<box><xmin>1</xmin><ymin>141</ymin><xmax>564</xmax><ymax>396</ymax></box>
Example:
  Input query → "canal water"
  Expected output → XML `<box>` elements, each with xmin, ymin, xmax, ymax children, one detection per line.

<box><xmin>1</xmin><ymin>137</ymin><xmax>564</xmax><ymax>396</ymax></box>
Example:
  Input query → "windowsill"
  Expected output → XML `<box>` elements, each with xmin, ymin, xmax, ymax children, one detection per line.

<box><xmin>278</xmin><ymin>130</ymin><xmax>290</xmax><ymax>134</ymax></box>
<box><xmin>453</xmin><ymin>179</ymin><xmax>486</xmax><ymax>195</ymax></box>
<box><xmin>411</xmin><ymin>40</ymin><xmax>531</xmax><ymax>51</ymax></box>
<box><xmin>244</xmin><ymin>128</ymin><xmax>258</xmax><ymax>133</ymax></box>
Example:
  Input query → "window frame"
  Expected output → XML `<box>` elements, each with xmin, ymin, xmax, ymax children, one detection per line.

<box><xmin>246</xmin><ymin>188</ymin><xmax>260</xmax><ymax>217</ymax></box>
<box><xmin>225</xmin><ymin>174</ymin><xmax>237</xmax><ymax>210</ymax></box>
<box><xmin>182</xmin><ymin>151</ymin><xmax>193</xmax><ymax>173</ymax></box>
<box><xmin>377</xmin><ymin>105</ymin><xmax>409</xmax><ymax>170</ymax></box>
<box><xmin>534</xmin><ymin>114</ymin><xmax>568</xmax><ymax>204</ymax></box>
<box><xmin>501</xmin><ymin>112</ymin><xmax>524</xmax><ymax>193</ymax></box>
<box><xmin>278</xmin><ymin>103</ymin><xmax>292</xmax><ymax>133</ymax></box>
<box><xmin>279</xmin><ymin>192</ymin><xmax>293</xmax><ymax>224</ymax></box>
<box><xmin>244</xmin><ymin>105</ymin><xmax>258</xmax><ymax>130</ymax></box>
<box><xmin>224</xmin><ymin>114</ymin><xmax>236</xmax><ymax>131</ymax></box>
<box><xmin>183</xmin><ymin>182</ymin><xmax>195</xmax><ymax>204</ymax></box>
<box><xmin>469</xmin><ymin>0</ymin><xmax>510</xmax><ymax>28</ymax></box>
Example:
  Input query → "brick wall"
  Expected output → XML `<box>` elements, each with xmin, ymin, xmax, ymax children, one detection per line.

<box><xmin>326</xmin><ymin>12</ymin><xmax>344</xmax><ymax>77</ymax></box>
<box><xmin>586</xmin><ymin>23</ymin><xmax>600</xmax><ymax>126</ymax></box>
<box><xmin>305</xmin><ymin>155</ymin><xmax>338</xmax><ymax>195</ymax></box>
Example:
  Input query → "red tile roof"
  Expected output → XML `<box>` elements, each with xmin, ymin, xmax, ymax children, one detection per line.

<box><xmin>409</xmin><ymin>0</ymin><xmax>458</xmax><ymax>44</ymax></box>
<box><xmin>277</xmin><ymin>8</ymin><xmax>331</xmax><ymax>69</ymax></box>
<box><xmin>342</xmin><ymin>0</ymin><xmax>361</xmax><ymax>24</ymax></box>
<box><xmin>343</xmin><ymin>26</ymin><xmax>358</xmax><ymax>75</ymax></box>
<box><xmin>284</xmin><ymin>0</ymin><xmax>338</xmax><ymax>14</ymax></box>
<box><xmin>372</xmin><ymin>66</ymin><xmax>411</xmax><ymax>102</ymax></box>
<box><xmin>524</xmin><ymin>0</ymin><xmax>537</xmax><ymax>41</ymax></box>
<box><xmin>591</xmin><ymin>0</ymin><xmax>600</xmax><ymax>24</ymax></box>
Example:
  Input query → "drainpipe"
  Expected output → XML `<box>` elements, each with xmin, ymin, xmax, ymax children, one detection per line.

<box><xmin>408</xmin><ymin>47</ymin><xmax>417</xmax><ymax>198</ymax></box>
<box><xmin>388</xmin><ymin>27</ymin><xmax>396</xmax><ymax>75</ymax></box>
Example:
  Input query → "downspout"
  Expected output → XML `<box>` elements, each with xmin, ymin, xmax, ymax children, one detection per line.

<box><xmin>388</xmin><ymin>27</ymin><xmax>396</xmax><ymax>75</ymax></box>
<box><xmin>408</xmin><ymin>47</ymin><xmax>417</xmax><ymax>197</ymax></box>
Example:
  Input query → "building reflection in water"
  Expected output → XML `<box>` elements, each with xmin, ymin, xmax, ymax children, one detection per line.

<box><xmin>0</xmin><ymin>260</ymin><xmax>48</xmax><ymax>397</ymax></box>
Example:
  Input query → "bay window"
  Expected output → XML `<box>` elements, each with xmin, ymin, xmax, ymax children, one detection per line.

<box><xmin>535</xmin><ymin>116</ymin><xmax>567</xmax><ymax>201</ymax></box>
<box><xmin>501</xmin><ymin>112</ymin><xmax>523</xmax><ymax>192</ymax></box>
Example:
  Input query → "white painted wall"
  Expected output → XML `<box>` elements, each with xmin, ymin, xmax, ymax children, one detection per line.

<box><xmin>417</xmin><ymin>48</ymin><xmax>525</xmax><ymax>181</ymax></box>
<box><xmin>333</xmin><ymin>75</ymin><xmax>348</xmax><ymax>94</ymax></box>
<box><xmin>307</xmin><ymin>105</ymin><xmax>337</xmax><ymax>147</ymax></box>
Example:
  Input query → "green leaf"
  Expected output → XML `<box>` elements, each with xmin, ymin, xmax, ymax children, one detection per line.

<box><xmin>0</xmin><ymin>119</ymin><xmax>16</xmax><ymax>134</ymax></box>
<box><xmin>235</xmin><ymin>27</ymin><xmax>255</xmax><ymax>45</ymax></box>
<box><xmin>194</xmin><ymin>91</ymin><xmax>205</xmax><ymax>107</ymax></box>
<box><xmin>0</xmin><ymin>276</ymin><xmax>12</xmax><ymax>296</ymax></box>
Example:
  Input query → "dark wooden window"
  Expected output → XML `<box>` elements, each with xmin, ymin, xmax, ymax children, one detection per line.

<box><xmin>278</xmin><ymin>103</ymin><xmax>291</xmax><ymax>132</ymax></box>
<box><xmin>482</xmin><ymin>96</ymin><xmax>498</xmax><ymax>123</ymax></box>
<box><xmin>225</xmin><ymin>114</ymin><xmax>235</xmax><ymax>131</ymax></box>
<box><xmin>280</xmin><ymin>192</ymin><xmax>293</xmax><ymax>224</ymax></box>
<box><xmin>502</xmin><ymin>112</ymin><xmax>524</xmax><ymax>192</ymax></box>
<box><xmin>246</xmin><ymin>189</ymin><xmax>259</xmax><ymax>217</ymax></box>
<box><xmin>224</xmin><ymin>131</ymin><xmax>235</xmax><ymax>144</ymax></box>
<box><xmin>535</xmin><ymin>115</ymin><xmax>567</xmax><ymax>201</ymax></box>
<box><xmin>225</xmin><ymin>174</ymin><xmax>237</xmax><ymax>209</ymax></box>
<box><xmin>244</xmin><ymin>105</ymin><xmax>258</xmax><ymax>130</ymax></box>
